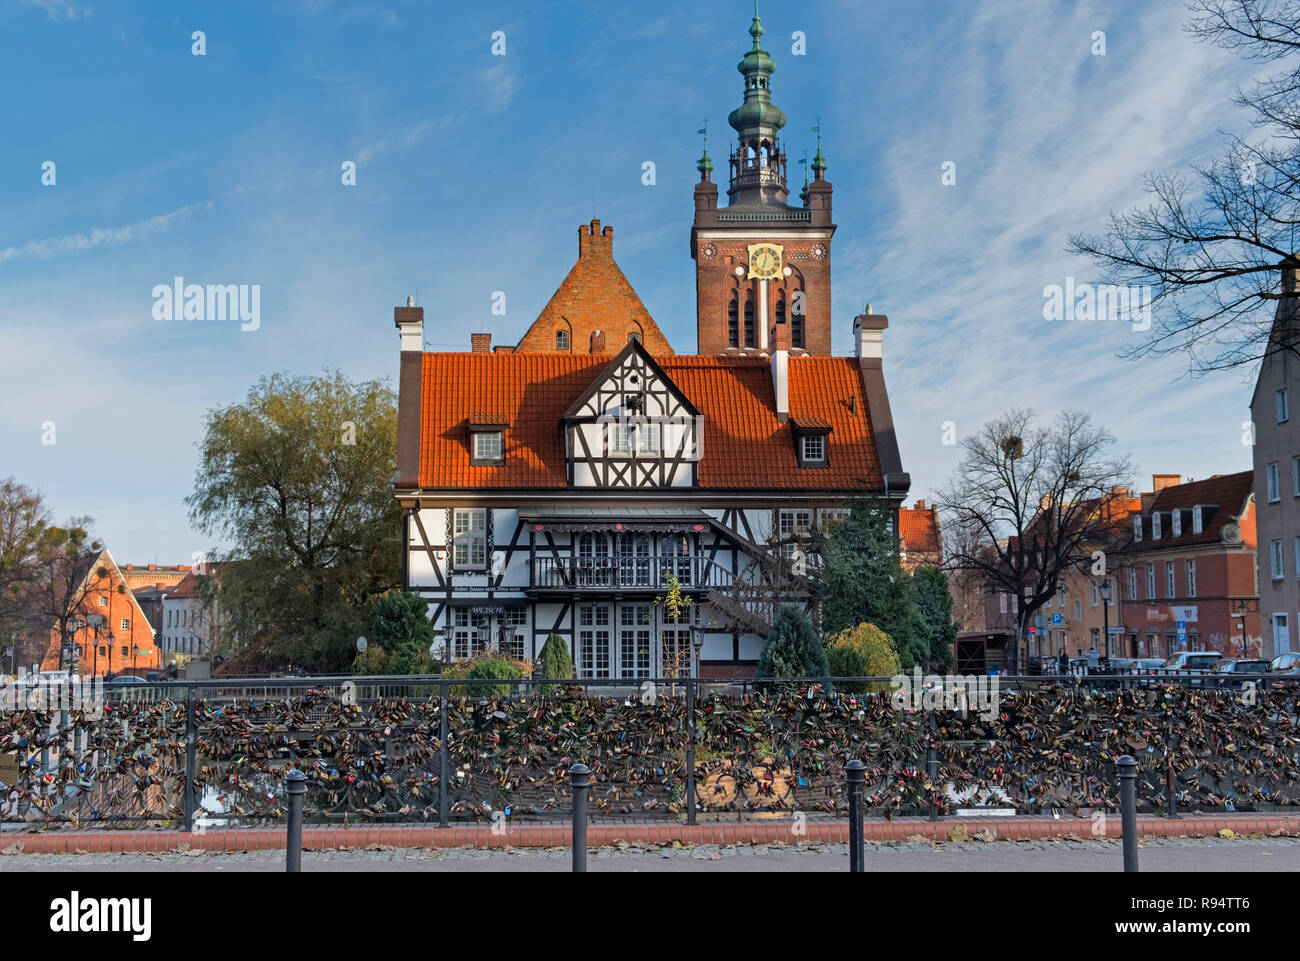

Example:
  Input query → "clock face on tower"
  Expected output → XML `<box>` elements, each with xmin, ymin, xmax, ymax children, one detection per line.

<box><xmin>746</xmin><ymin>243</ymin><xmax>783</xmax><ymax>280</ymax></box>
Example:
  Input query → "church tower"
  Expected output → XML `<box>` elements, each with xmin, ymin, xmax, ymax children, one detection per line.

<box><xmin>691</xmin><ymin>9</ymin><xmax>835</xmax><ymax>356</ymax></box>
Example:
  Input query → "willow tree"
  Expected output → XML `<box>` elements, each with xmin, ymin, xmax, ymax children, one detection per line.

<box><xmin>187</xmin><ymin>371</ymin><xmax>401</xmax><ymax>672</ymax></box>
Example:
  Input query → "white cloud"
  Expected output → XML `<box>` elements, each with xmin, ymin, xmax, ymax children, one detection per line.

<box><xmin>477</xmin><ymin>61</ymin><xmax>518</xmax><ymax>115</ymax></box>
<box><xmin>21</xmin><ymin>0</ymin><xmax>91</xmax><ymax>21</ymax></box>
<box><xmin>0</xmin><ymin>202</ymin><xmax>210</xmax><ymax>267</ymax></box>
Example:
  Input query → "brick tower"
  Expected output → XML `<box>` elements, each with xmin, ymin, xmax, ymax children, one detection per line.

<box><xmin>690</xmin><ymin>9</ymin><xmax>835</xmax><ymax>356</ymax></box>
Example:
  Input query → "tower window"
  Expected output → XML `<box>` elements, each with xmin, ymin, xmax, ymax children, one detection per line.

<box><xmin>775</xmin><ymin>295</ymin><xmax>786</xmax><ymax>328</ymax></box>
<box><xmin>743</xmin><ymin>297</ymin><xmax>755</xmax><ymax>348</ymax></box>
<box><xmin>791</xmin><ymin>291</ymin><xmax>805</xmax><ymax>349</ymax></box>
<box><xmin>556</xmin><ymin>330</ymin><xmax>569</xmax><ymax>350</ymax></box>
<box><xmin>727</xmin><ymin>296</ymin><xmax>739</xmax><ymax>348</ymax></box>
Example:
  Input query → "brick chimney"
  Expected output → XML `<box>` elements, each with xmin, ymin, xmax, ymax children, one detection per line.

<box><xmin>915</xmin><ymin>498</ymin><xmax>926</xmax><ymax>510</ymax></box>
<box><xmin>577</xmin><ymin>219</ymin><xmax>613</xmax><ymax>258</ymax></box>
<box><xmin>471</xmin><ymin>333</ymin><xmax>491</xmax><ymax>353</ymax></box>
<box><xmin>1152</xmin><ymin>474</ymin><xmax>1181</xmax><ymax>493</ymax></box>
<box><xmin>394</xmin><ymin>295</ymin><xmax>425</xmax><ymax>490</ymax></box>
<box><xmin>590</xmin><ymin>329</ymin><xmax>606</xmax><ymax>354</ymax></box>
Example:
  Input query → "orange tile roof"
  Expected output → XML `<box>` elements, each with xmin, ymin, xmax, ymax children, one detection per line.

<box><xmin>418</xmin><ymin>352</ymin><xmax>882</xmax><ymax>490</ymax></box>
<box><xmin>899</xmin><ymin>503</ymin><xmax>940</xmax><ymax>554</ymax></box>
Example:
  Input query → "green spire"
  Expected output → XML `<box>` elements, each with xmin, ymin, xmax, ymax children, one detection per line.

<box><xmin>811</xmin><ymin>124</ymin><xmax>827</xmax><ymax>176</ymax></box>
<box><xmin>749</xmin><ymin>2</ymin><xmax>764</xmax><ymax>51</ymax></box>
<box><xmin>697</xmin><ymin>145</ymin><xmax>714</xmax><ymax>176</ymax></box>
<box><xmin>729</xmin><ymin>3</ymin><xmax>784</xmax><ymax>136</ymax></box>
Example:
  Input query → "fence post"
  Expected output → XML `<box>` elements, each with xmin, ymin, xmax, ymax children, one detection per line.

<box><xmin>183</xmin><ymin>683</ymin><xmax>196</xmax><ymax>834</ymax></box>
<box><xmin>1116</xmin><ymin>754</ymin><xmax>1139</xmax><ymax>873</ymax></box>
<box><xmin>570</xmin><ymin>762</ymin><xmax>591</xmax><ymax>873</ymax></box>
<box><xmin>1165</xmin><ymin>731</ymin><xmax>1178</xmax><ymax>819</ymax></box>
<box><xmin>285</xmin><ymin>768</ymin><xmax>307</xmax><ymax>873</ymax></box>
<box><xmin>927</xmin><ymin>712</ymin><xmax>939</xmax><ymax>822</ymax></box>
<box><xmin>845</xmin><ymin>759</ymin><xmax>866</xmax><ymax>873</ymax></box>
<box><xmin>438</xmin><ymin>679</ymin><xmax>449</xmax><ymax>829</ymax></box>
<box><xmin>686</xmin><ymin>676</ymin><xmax>697</xmax><ymax>826</ymax></box>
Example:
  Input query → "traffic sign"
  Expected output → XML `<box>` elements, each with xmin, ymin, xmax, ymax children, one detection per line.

<box><xmin>1051</xmin><ymin>613</ymin><xmax>1063</xmax><ymax>625</ymax></box>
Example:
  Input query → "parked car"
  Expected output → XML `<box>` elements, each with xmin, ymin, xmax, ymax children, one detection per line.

<box><xmin>103</xmin><ymin>675</ymin><xmax>150</xmax><ymax>686</ymax></box>
<box><xmin>1208</xmin><ymin>658</ymin><xmax>1269</xmax><ymax>688</ymax></box>
<box><xmin>1161</xmin><ymin>651</ymin><xmax>1223</xmax><ymax>671</ymax></box>
<box><xmin>1267</xmin><ymin>651</ymin><xmax>1300</xmax><ymax>676</ymax></box>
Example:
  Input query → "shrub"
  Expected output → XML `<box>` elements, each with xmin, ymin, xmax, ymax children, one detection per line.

<box><xmin>756</xmin><ymin>605</ymin><xmax>829</xmax><ymax>682</ymax></box>
<box><xmin>537</xmin><ymin>633</ymin><xmax>574</xmax><ymax>680</ymax></box>
<box><xmin>825</xmin><ymin>622</ymin><xmax>901</xmax><ymax>693</ymax></box>
<box><xmin>463</xmin><ymin>657</ymin><xmax>523</xmax><ymax>698</ymax></box>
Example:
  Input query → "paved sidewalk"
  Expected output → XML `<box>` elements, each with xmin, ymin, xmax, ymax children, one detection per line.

<box><xmin>2</xmin><ymin>837</ymin><xmax>1297</xmax><ymax>872</ymax></box>
<box><xmin>2</xmin><ymin>811</ymin><xmax>1295</xmax><ymax>854</ymax></box>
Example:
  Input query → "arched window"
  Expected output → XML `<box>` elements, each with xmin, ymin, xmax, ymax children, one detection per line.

<box><xmin>727</xmin><ymin>295</ymin><xmax>739</xmax><ymax>347</ymax></box>
<box><xmin>556</xmin><ymin>329</ymin><xmax>569</xmax><ymax>350</ymax></box>
<box><xmin>743</xmin><ymin>297</ymin><xmax>755</xmax><ymax>348</ymax></box>
<box><xmin>791</xmin><ymin>293</ymin><xmax>804</xmax><ymax>349</ymax></box>
<box><xmin>775</xmin><ymin>294</ymin><xmax>786</xmax><ymax>327</ymax></box>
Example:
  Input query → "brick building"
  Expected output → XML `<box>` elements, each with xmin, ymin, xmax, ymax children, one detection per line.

<box><xmin>898</xmin><ymin>499</ymin><xmax>940</xmax><ymax>571</ymax></box>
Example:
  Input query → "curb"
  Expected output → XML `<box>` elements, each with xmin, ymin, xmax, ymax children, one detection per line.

<box><xmin>2</xmin><ymin>813</ymin><xmax>1297</xmax><ymax>854</ymax></box>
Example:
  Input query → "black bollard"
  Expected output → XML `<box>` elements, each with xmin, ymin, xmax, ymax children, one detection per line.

<box><xmin>927</xmin><ymin>713</ymin><xmax>939</xmax><ymax>822</ymax></box>
<box><xmin>285</xmin><ymin>768</ymin><xmax>307</xmax><ymax>873</ymax></box>
<box><xmin>1165</xmin><ymin>732</ymin><xmax>1178</xmax><ymax>819</ymax></box>
<box><xmin>1116</xmin><ymin>754</ymin><xmax>1139</xmax><ymax>873</ymax></box>
<box><xmin>570</xmin><ymin>763</ymin><xmax>591</xmax><ymax>873</ymax></box>
<box><xmin>845</xmin><ymin>759</ymin><xmax>866</xmax><ymax>873</ymax></box>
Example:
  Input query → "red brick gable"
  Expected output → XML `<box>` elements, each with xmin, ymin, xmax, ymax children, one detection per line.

<box><xmin>899</xmin><ymin>501</ymin><xmax>940</xmax><ymax>554</ymax></box>
<box><xmin>513</xmin><ymin>220</ymin><xmax>674</xmax><ymax>355</ymax></box>
<box><xmin>417</xmin><ymin>352</ymin><xmax>882</xmax><ymax>490</ymax></box>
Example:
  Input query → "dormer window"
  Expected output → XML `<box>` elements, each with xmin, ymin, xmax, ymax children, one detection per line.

<box><xmin>1171</xmin><ymin>510</ymin><xmax>1182</xmax><ymax>537</ymax></box>
<box><xmin>1153</xmin><ymin>512</ymin><xmax>1162</xmax><ymax>539</ymax></box>
<box><xmin>1192</xmin><ymin>505</ymin><xmax>1203</xmax><ymax>534</ymax></box>
<box><xmin>791</xmin><ymin>418</ymin><xmax>831</xmax><ymax>468</ymax></box>
<box><xmin>1132</xmin><ymin>515</ymin><xmax>1142</xmax><ymax>541</ymax></box>
<box><xmin>468</xmin><ymin>415</ymin><xmax>508</xmax><ymax>465</ymax></box>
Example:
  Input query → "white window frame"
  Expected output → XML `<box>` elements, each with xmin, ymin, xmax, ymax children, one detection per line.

<box><xmin>1272</xmin><ymin>539</ymin><xmax>1285</xmax><ymax>580</ymax></box>
<box><xmin>1192</xmin><ymin>505</ymin><xmax>1203</xmax><ymax>533</ymax></box>
<box><xmin>1268</xmin><ymin>462</ymin><xmax>1281</xmax><ymax>502</ymax></box>
<box><xmin>1171</xmin><ymin>511</ymin><xmax>1182</xmax><ymax>537</ymax></box>
<box><xmin>453</xmin><ymin>509</ymin><xmax>488</xmax><ymax>570</ymax></box>
<box><xmin>1127</xmin><ymin>567</ymin><xmax>1137</xmax><ymax>601</ymax></box>
<box><xmin>1186</xmin><ymin>559</ymin><xmax>1196</xmax><ymax>598</ymax></box>
<box><xmin>1295</xmin><ymin>536</ymin><xmax>1300</xmax><ymax>575</ymax></box>
<box><xmin>1273</xmin><ymin>613</ymin><xmax>1290</xmax><ymax>654</ymax></box>
<box><xmin>1278</xmin><ymin>387</ymin><xmax>1290</xmax><ymax>423</ymax></box>
<box><xmin>1146</xmin><ymin>563</ymin><xmax>1156</xmax><ymax>600</ymax></box>
<box><xmin>1132</xmin><ymin>515</ymin><xmax>1142</xmax><ymax>542</ymax></box>
<box><xmin>1293</xmin><ymin>457</ymin><xmax>1300</xmax><ymax>497</ymax></box>
<box><xmin>1152</xmin><ymin>513</ymin><xmax>1162</xmax><ymax>539</ymax></box>
<box><xmin>1074</xmin><ymin>600</ymin><xmax>1081</xmax><ymax>620</ymax></box>
<box><xmin>473</xmin><ymin>431</ymin><xmax>503</xmax><ymax>461</ymax></box>
<box><xmin>801</xmin><ymin>434</ymin><xmax>826</xmax><ymax>463</ymax></box>
<box><xmin>1090</xmin><ymin>582</ymin><xmax>1098</xmax><ymax>607</ymax></box>
<box><xmin>1165</xmin><ymin>560</ymin><xmax>1176</xmax><ymax>598</ymax></box>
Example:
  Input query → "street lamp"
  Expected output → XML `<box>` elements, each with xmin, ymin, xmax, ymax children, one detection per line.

<box><xmin>1234</xmin><ymin>600</ymin><xmax>1249</xmax><ymax>656</ymax></box>
<box><xmin>1100</xmin><ymin>578</ymin><xmax>1113</xmax><ymax>664</ymax></box>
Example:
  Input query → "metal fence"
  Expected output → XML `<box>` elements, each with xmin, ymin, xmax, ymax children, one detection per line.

<box><xmin>1</xmin><ymin>674</ymin><xmax>1297</xmax><ymax>829</ymax></box>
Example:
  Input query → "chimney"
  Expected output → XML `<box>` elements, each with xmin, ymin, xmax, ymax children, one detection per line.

<box><xmin>126</xmin><ymin>564</ymin><xmax>133</xmax><ymax>570</ymax></box>
<box><xmin>394</xmin><ymin>296</ymin><xmax>425</xmax><ymax>490</ymax></box>
<box><xmin>147</xmin><ymin>564</ymin><xmax>155</xmax><ymax>571</ymax></box>
<box><xmin>852</xmin><ymin>310</ymin><xmax>888</xmax><ymax>360</ymax></box>
<box><xmin>471</xmin><ymin>333</ymin><xmax>491</xmax><ymax>353</ymax></box>
<box><xmin>915</xmin><ymin>498</ymin><xmax>926</xmax><ymax>511</ymax></box>
<box><xmin>577</xmin><ymin>219</ymin><xmax>613</xmax><ymax>259</ymax></box>
<box><xmin>590</xmin><ymin>329</ymin><xmax>606</xmax><ymax>353</ymax></box>
<box><xmin>771</xmin><ymin>315</ymin><xmax>790</xmax><ymax>423</ymax></box>
<box><xmin>1152</xmin><ymin>473</ymin><xmax>1181</xmax><ymax>493</ymax></box>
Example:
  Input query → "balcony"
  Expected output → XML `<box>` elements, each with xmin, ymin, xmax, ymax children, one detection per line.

<box><xmin>530</xmin><ymin>556</ymin><xmax>728</xmax><ymax>592</ymax></box>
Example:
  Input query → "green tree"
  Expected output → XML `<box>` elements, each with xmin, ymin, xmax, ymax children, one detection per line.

<box><xmin>372</xmin><ymin>592</ymin><xmax>435</xmax><ymax>675</ymax></box>
<box><xmin>186</xmin><ymin>371</ymin><xmax>401</xmax><ymax>672</ymax></box>
<box><xmin>819</xmin><ymin>498</ymin><xmax>929</xmax><ymax>669</ymax></box>
<box><xmin>756</xmin><ymin>604</ymin><xmax>828</xmax><ymax>680</ymax></box>
<box><xmin>0</xmin><ymin>479</ymin><xmax>52</xmax><ymax>666</ymax></box>
<box><xmin>537</xmin><ymin>633</ymin><xmax>574</xmax><ymax>680</ymax></box>
<box><xmin>464</xmin><ymin>657</ymin><xmax>523</xmax><ymax>698</ymax></box>
<box><xmin>913</xmin><ymin>566</ymin><xmax>957</xmax><ymax>673</ymax></box>
<box><xmin>825</xmin><ymin>622</ymin><xmax>901</xmax><ymax>693</ymax></box>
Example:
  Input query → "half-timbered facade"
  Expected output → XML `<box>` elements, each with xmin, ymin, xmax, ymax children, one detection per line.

<box><xmin>390</xmin><ymin>13</ymin><xmax>910</xmax><ymax>679</ymax></box>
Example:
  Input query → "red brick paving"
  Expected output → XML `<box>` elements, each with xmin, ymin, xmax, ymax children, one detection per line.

<box><xmin>1</xmin><ymin>812</ymin><xmax>1296</xmax><ymax>854</ymax></box>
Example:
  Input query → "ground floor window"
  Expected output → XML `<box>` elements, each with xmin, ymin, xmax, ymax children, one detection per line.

<box><xmin>619</xmin><ymin>605</ymin><xmax>652</xmax><ymax>679</ymax></box>
<box><xmin>661</xmin><ymin>627</ymin><xmax>692</xmax><ymax>678</ymax></box>
<box><xmin>452</xmin><ymin>609</ymin><xmax>489</xmax><ymax>660</ymax></box>
<box><xmin>578</xmin><ymin>605</ymin><xmax>612</xmax><ymax>678</ymax></box>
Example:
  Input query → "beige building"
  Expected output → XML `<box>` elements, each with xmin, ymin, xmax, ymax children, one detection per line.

<box><xmin>1250</xmin><ymin>264</ymin><xmax>1300</xmax><ymax>657</ymax></box>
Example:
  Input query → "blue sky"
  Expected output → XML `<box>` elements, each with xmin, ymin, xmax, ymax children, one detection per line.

<box><xmin>0</xmin><ymin>0</ymin><xmax>1269</xmax><ymax>563</ymax></box>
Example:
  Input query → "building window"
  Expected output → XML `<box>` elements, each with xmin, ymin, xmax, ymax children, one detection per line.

<box><xmin>775</xmin><ymin>295</ymin><xmax>786</xmax><ymax>330</ymax></box>
<box><xmin>1146</xmin><ymin>563</ymin><xmax>1156</xmax><ymax>599</ymax></box>
<box><xmin>120</xmin><ymin>646</ymin><xmax>128</xmax><ymax>658</ymax></box>
<box><xmin>1171</xmin><ymin>511</ymin><xmax>1182</xmax><ymax>537</ymax></box>
<box><xmin>801</xmin><ymin>435</ymin><xmax>825</xmax><ymax>463</ymax></box>
<box><xmin>453</xmin><ymin>509</ymin><xmax>488</xmax><ymax>569</ymax></box>
<box><xmin>1272</xmin><ymin>538</ymin><xmax>1285</xmax><ymax>579</ymax></box>
<box><xmin>743</xmin><ymin>298</ymin><xmax>755</xmax><ymax>347</ymax></box>
<box><xmin>577</xmin><ymin>605</ymin><xmax>611</xmax><ymax>679</ymax></box>
<box><xmin>727</xmin><ymin>296</ymin><xmax>739</xmax><ymax>348</ymax></box>
<box><xmin>1268</xmin><ymin>462</ymin><xmax>1281</xmax><ymax>502</ymax></box>
<box><xmin>119</xmin><ymin>619</ymin><xmax>129</xmax><ymax>632</ymax></box>
<box><xmin>1293</xmin><ymin>457</ymin><xmax>1300</xmax><ymax>497</ymax></box>
<box><xmin>1273</xmin><ymin>613</ymin><xmax>1290</xmax><ymax>654</ymax></box>
<box><xmin>998</xmin><ymin>592</ymin><xmax>1007</xmax><ymax>614</ymax></box>
<box><xmin>452</xmin><ymin>608</ymin><xmax>488</xmax><ymax>660</ymax></box>
<box><xmin>1058</xmin><ymin>586</ymin><xmax>1066</xmax><ymax>608</ymax></box>
<box><xmin>1127</xmin><ymin>567</ymin><xmax>1137</xmax><ymax>600</ymax></box>
<box><xmin>818</xmin><ymin>507</ymin><xmax>850</xmax><ymax>528</ymax></box>
<box><xmin>1278</xmin><ymin>388</ymin><xmax>1289</xmax><ymax>423</ymax></box>
<box><xmin>98</xmin><ymin>596</ymin><xmax>107</xmax><ymax>607</ymax></box>
<box><xmin>1165</xmin><ymin>561</ymin><xmax>1176</xmax><ymax>598</ymax></box>
<box><xmin>791</xmin><ymin>293</ymin><xmax>805</xmax><ymax>349</ymax></box>
<box><xmin>1186</xmin><ymin>559</ymin><xmax>1196</xmax><ymax>598</ymax></box>
<box><xmin>1152</xmin><ymin>513</ymin><xmax>1162</xmax><ymax>539</ymax></box>
<box><xmin>1132</xmin><ymin>515</ymin><xmax>1142</xmax><ymax>541</ymax></box>
<box><xmin>1090</xmin><ymin>582</ymin><xmax>1098</xmax><ymax>607</ymax></box>
<box><xmin>1295</xmin><ymin>536</ymin><xmax>1300</xmax><ymax>574</ymax></box>
<box><xmin>1192</xmin><ymin>505</ymin><xmax>1203</xmax><ymax>533</ymax></box>
<box><xmin>1074</xmin><ymin>600</ymin><xmax>1081</xmax><ymax>620</ymax></box>
<box><xmin>556</xmin><ymin>330</ymin><xmax>569</xmax><ymax>350</ymax></box>
<box><xmin>499</xmin><ymin>609</ymin><xmax>526</xmax><ymax>660</ymax></box>
<box><xmin>779</xmin><ymin>509</ymin><xmax>812</xmax><ymax>539</ymax></box>
<box><xmin>472</xmin><ymin>431</ymin><xmax>503</xmax><ymax>463</ymax></box>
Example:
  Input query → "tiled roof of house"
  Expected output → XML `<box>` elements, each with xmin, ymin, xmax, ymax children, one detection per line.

<box><xmin>899</xmin><ymin>502</ymin><xmax>940</xmax><ymax>554</ymax></box>
<box><xmin>417</xmin><ymin>352</ymin><xmax>882</xmax><ymax>490</ymax></box>
<box><xmin>1130</xmin><ymin>470</ymin><xmax>1255</xmax><ymax>550</ymax></box>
